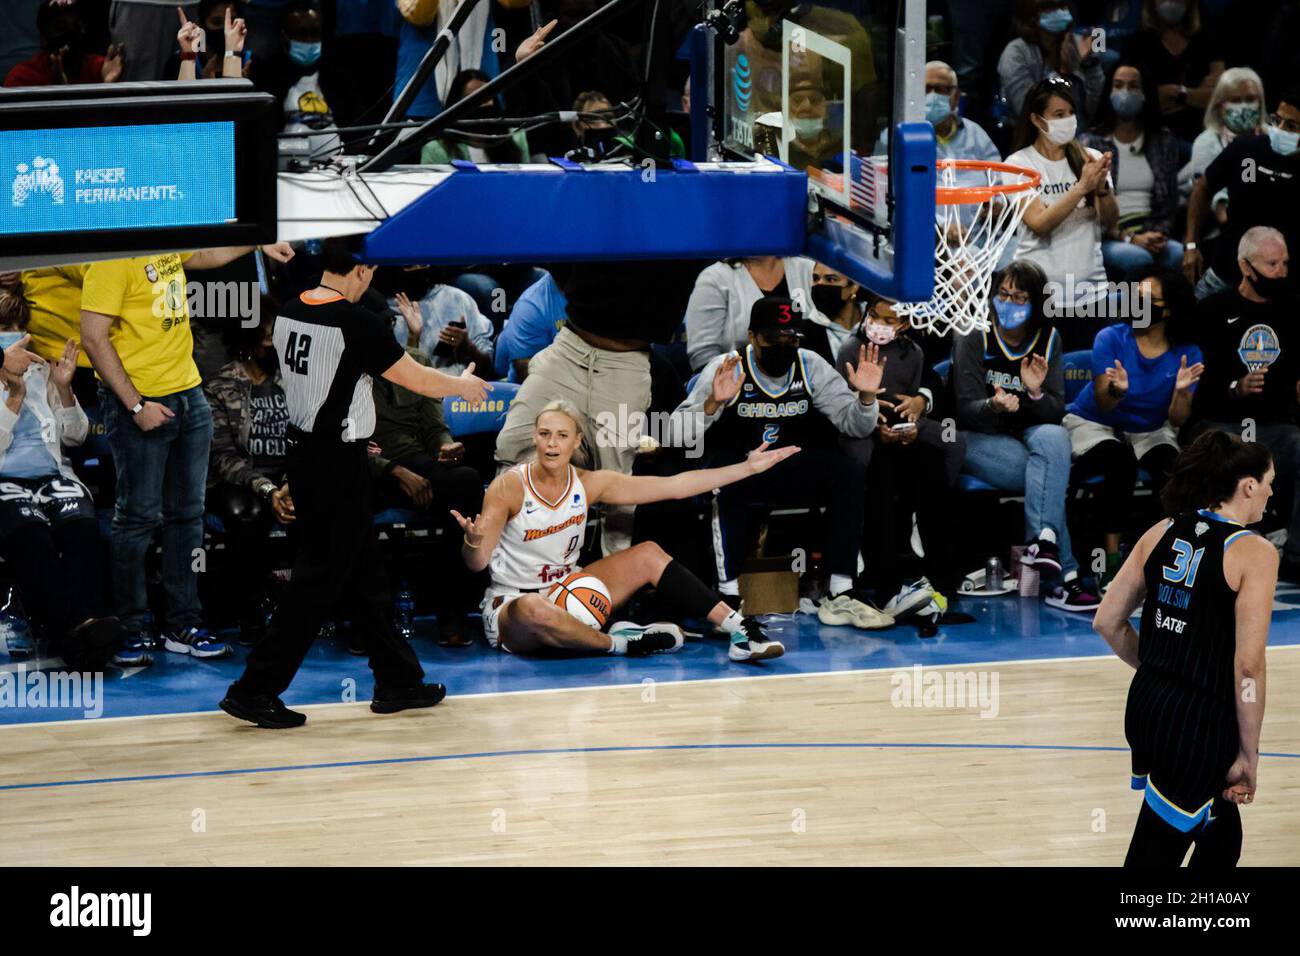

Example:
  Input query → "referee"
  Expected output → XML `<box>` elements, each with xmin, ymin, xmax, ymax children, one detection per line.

<box><xmin>1095</xmin><ymin>430</ymin><xmax>1276</xmax><ymax>866</ymax></box>
<box><xmin>221</xmin><ymin>239</ymin><xmax>491</xmax><ymax>729</ymax></box>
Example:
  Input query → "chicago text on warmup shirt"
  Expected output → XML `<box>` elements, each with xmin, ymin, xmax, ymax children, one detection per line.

<box><xmin>273</xmin><ymin>292</ymin><xmax>405</xmax><ymax>441</ymax></box>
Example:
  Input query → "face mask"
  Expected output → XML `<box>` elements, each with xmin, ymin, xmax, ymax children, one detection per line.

<box><xmin>1156</xmin><ymin>0</ymin><xmax>1187</xmax><ymax>25</ymax></box>
<box><xmin>1223</xmin><ymin>102</ymin><xmax>1260</xmax><ymax>135</ymax></box>
<box><xmin>993</xmin><ymin>297</ymin><xmax>1032</xmax><ymax>330</ymax></box>
<box><xmin>1245</xmin><ymin>261</ymin><xmax>1291</xmax><ymax>299</ymax></box>
<box><xmin>1038</xmin><ymin>9</ymin><xmax>1073</xmax><ymax>34</ymax></box>
<box><xmin>925</xmin><ymin>91</ymin><xmax>952</xmax><ymax>127</ymax></box>
<box><xmin>862</xmin><ymin>320</ymin><xmax>897</xmax><ymax>346</ymax></box>
<box><xmin>1267</xmin><ymin>124</ymin><xmax>1300</xmax><ymax>157</ymax></box>
<box><xmin>1110</xmin><ymin>90</ymin><xmax>1145</xmax><ymax>118</ymax></box>
<box><xmin>1040</xmin><ymin>114</ymin><xmax>1077</xmax><ymax>145</ymax></box>
<box><xmin>790</xmin><ymin>116</ymin><xmax>824</xmax><ymax>141</ymax></box>
<box><xmin>755</xmin><ymin>342</ymin><xmax>798</xmax><ymax>377</ymax></box>
<box><xmin>288</xmin><ymin>40</ymin><xmax>322</xmax><ymax>68</ymax></box>
<box><xmin>810</xmin><ymin>284</ymin><xmax>848</xmax><ymax>317</ymax></box>
<box><xmin>0</xmin><ymin>331</ymin><xmax>22</xmax><ymax>350</ymax></box>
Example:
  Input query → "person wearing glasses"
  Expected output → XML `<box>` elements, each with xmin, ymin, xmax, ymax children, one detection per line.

<box><xmin>952</xmin><ymin>259</ymin><xmax>1101</xmax><ymax>612</ymax></box>
<box><xmin>1184</xmin><ymin>87</ymin><xmax>1300</xmax><ymax>301</ymax></box>
<box><xmin>1063</xmin><ymin>270</ymin><xmax>1204</xmax><ymax>591</ymax></box>
<box><xmin>875</xmin><ymin>61</ymin><xmax>1001</xmax><ymax>170</ymax></box>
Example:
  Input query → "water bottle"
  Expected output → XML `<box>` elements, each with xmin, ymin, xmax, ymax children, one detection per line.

<box><xmin>985</xmin><ymin>557</ymin><xmax>1004</xmax><ymax>593</ymax></box>
<box><xmin>395</xmin><ymin>582</ymin><xmax>416</xmax><ymax>641</ymax></box>
<box><xmin>0</xmin><ymin>586</ymin><xmax>33</xmax><ymax>659</ymax></box>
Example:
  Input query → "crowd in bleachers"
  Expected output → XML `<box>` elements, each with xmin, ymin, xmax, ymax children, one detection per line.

<box><xmin>2</xmin><ymin>0</ymin><xmax>1300</xmax><ymax>669</ymax></box>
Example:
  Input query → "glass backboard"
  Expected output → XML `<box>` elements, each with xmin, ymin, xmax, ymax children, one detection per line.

<box><xmin>710</xmin><ymin>0</ymin><xmax>936</xmax><ymax>303</ymax></box>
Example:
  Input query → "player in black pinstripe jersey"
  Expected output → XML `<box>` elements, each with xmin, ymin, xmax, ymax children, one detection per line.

<box><xmin>1095</xmin><ymin>430</ymin><xmax>1277</xmax><ymax>866</ymax></box>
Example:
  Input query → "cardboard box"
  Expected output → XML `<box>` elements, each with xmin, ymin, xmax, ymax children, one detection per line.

<box><xmin>739</xmin><ymin>556</ymin><xmax>801</xmax><ymax>615</ymax></box>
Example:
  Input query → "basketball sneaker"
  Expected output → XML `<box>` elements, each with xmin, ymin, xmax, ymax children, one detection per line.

<box><xmin>220</xmin><ymin>690</ymin><xmax>308</xmax><ymax>729</ymax></box>
<box><xmin>883</xmin><ymin>578</ymin><xmax>936</xmax><ymax>619</ymax></box>
<box><xmin>111</xmin><ymin>632</ymin><xmax>154</xmax><ymax>668</ymax></box>
<box><xmin>1021</xmin><ymin>538</ymin><xmax>1062</xmax><ymax>577</ymax></box>
<box><xmin>729</xmin><ymin>617</ymin><xmax>785</xmax><ymax>662</ymax></box>
<box><xmin>817</xmin><ymin>589</ymin><xmax>894</xmax><ymax>630</ymax></box>
<box><xmin>1044</xmin><ymin>578</ymin><xmax>1101</xmax><ymax>613</ymax></box>
<box><xmin>162</xmin><ymin>626</ymin><xmax>232</xmax><ymax>659</ymax></box>
<box><xmin>610</xmin><ymin>622</ymin><xmax>685</xmax><ymax>656</ymax></box>
<box><xmin>370</xmin><ymin>682</ymin><xmax>448</xmax><ymax>714</ymax></box>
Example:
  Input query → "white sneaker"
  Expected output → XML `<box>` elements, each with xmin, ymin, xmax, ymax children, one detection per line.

<box><xmin>728</xmin><ymin>617</ymin><xmax>785</xmax><ymax>662</ymax></box>
<box><xmin>817</xmin><ymin>592</ymin><xmax>894</xmax><ymax>630</ymax></box>
<box><xmin>883</xmin><ymin>578</ymin><xmax>936</xmax><ymax>619</ymax></box>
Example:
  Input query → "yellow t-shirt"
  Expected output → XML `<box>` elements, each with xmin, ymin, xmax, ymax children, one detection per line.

<box><xmin>20</xmin><ymin>264</ymin><xmax>92</xmax><ymax>367</ymax></box>
<box><xmin>81</xmin><ymin>253</ymin><xmax>201</xmax><ymax>397</ymax></box>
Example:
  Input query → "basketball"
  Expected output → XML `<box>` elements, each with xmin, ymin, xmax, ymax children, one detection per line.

<box><xmin>546</xmin><ymin>572</ymin><xmax>612</xmax><ymax>630</ymax></box>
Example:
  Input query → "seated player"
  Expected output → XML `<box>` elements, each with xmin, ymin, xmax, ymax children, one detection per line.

<box><xmin>453</xmin><ymin>401</ymin><xmax>794</xmax><ymax>662</ymax></box>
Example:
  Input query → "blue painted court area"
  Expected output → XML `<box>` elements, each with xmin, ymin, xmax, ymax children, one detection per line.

<box><xmin>5</xmin><ymin>587</ymin><xmax>1300</xmax><ymax>725</ymax></box>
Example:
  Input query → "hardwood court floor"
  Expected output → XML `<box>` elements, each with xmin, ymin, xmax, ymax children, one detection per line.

<box><xmin>2</xmin><ymin>649</ymin><xmax>1297</xmax><ymax>866</ymax></box>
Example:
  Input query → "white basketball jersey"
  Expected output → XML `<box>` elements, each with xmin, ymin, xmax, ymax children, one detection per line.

<box><xmin>489</xmin><ymin>463</ymin><xmax>588</xmax><ymax>590</ymax></box>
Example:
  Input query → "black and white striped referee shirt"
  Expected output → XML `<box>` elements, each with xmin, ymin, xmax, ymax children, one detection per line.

<box><xmin>272</xmin><ymin>292</ymin><xmax>404</xmax><ymax>441</ymax></box>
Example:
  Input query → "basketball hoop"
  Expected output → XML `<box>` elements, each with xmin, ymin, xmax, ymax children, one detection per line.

<box><xmin>892</xmin><ymin>159</ymin><xmax>1041</xmax><ymax>337</ymax></box>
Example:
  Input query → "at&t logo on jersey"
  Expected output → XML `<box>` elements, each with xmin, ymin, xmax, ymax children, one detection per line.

<box><xmin>1153</xmin><ymin>608</ymin><xmax>1187</xmax><ymax>634</ymax></box>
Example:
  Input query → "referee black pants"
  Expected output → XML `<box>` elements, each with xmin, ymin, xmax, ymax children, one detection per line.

<box><xmin>232</xmin><ymin>434</ymin><xmax>425</xmax><ymax>698</ymax></box>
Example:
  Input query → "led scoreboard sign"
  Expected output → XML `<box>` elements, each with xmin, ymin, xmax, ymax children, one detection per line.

<box><xmin>0</xmin><ymin>80</ymin><xmax>276</xmax><ymax>265</ymax></box>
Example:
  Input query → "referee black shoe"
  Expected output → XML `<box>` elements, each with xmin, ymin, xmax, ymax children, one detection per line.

<box><xmin>219</xmin><ymin>691</ymin><xmax>307</xmax><ymax>729</ymax></box>
<box><xmin>370</xmin><ymin>682</ymin><xmax>447</xmax><ymax>714</ymax></box>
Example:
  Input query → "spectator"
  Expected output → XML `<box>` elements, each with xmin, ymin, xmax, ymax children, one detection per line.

<box><xmin>370</xmin><ymin>345</ymin><xmax>485</xmax><ymax>647</ymax></box>
<box><xmin>1064</xmin><ymin>270</ymin><xmax>1204</xmax><ymax>588</ymax></box>
<box><xmin>1005</xmin><ymin>77</ymin><xmax>1117</xmax><ymax>343</ymax></box>
<box><xmin>1080</xmin><ymin>63</ymin><xmax>1184</xmax><ymax>281</ymax></box>
<box><xmin>676</xmin><ymin>297</ymin><xmax>886</xmax><ymax>625</ymax></box>
<box><xmin>997</xmin><ymin>0</ymin><xmax>1105</xmax><ymax>127</ymax></box>
<box><xmin>1188</xmin><ymin>226</ymin><xmax>1300</xmax><ymax>580</ymax></box>
<box><xmin>493</xmin><ymin>270</ymin><xmax>567</xmax><ymax>383</ymax></box>
<box><xmin>205</xmin><ymin>304</ymin><xmax>292</xmax><ymax>647</ymax></box>
<box><xmin>953</xmin><ymin>259</ymin><xmax>1100</xmax><ymax>612</ymax></box>
<box><xmin>420</xmin><ymin>69</ymin><xmax>531</xmax><ymax>165</ymax></box>
<box><xmin>685</xmin><ymin>256</ymin><xmax>821</xmax><ymax>372</ymax></box>
<box><xmin>1184</xmin><ymin>86</ymin><xmax>1300</xmax><ymax>300</ymax></box>
<box><xmin>262</xmin><ymin>1</ymin><xmax>339</xmax><ymax>157</ymax></box>
<box><xmin>79</xmin><ymin>242</ymin><xmax>292</xmax><ymax>661</ymax></box>
<box><xmin>1178</xmin><ymin>67</ymin><xmax>1267</xmax><ymax>207</ymax></box>
<box><xmin>0</xmin><ymin>301</ymin><xmax>127</xmax><ymax>670</ymax></box>
<box><xmin>874</xmin><ymin>61</ymin><xmax>1001</xmax><ymax>169</ymax></box>
<box><xmin>393</xmin><ymin>0</ymin><xmax>507</xmax><ymax>120</ymax></box>
<box><xmin>803</xmin><ymin>262</ymin><xmax>863</xmax><ymax>365</ymax></box>
<box><xmin>834</xmin><ymin>294</ymin><xmax>967</xmax><ymax>616</ymax></box>
<box><xmin>173</xmin><ymin>1</ymin><xmax>247</xmax><ymax>81</ymax></box>
<box><xmin>391</xmin><ymin>281</ymin><xmax>495</xmax><ymax>378</ymax></box>
<box><xmin>1124</xmin><ymin>0</ymin><xmax>1225</xmax><ymax>144</ymax></box>
<box><xmin>110</xmin><ymin>0</ymin><xmax>194</xmax><ymax>82</ymax></box>
<box><xmin>569</xmin><ymin>89</ymin><xmax>684</xmax><ymax>160</ymax></box>
<box><xmin>5</xmin><ymin>0</ymin><xmax>124</xmax><ymax>87</ymax></box>
<box><xmin>19</xmin><ymin>265</ymin><xmax>96</xmax><ymax>408</ymax></box>
<box><xmin>494</xmin><ymin>260</ymin><xmax>700</xmax><ymax>555</ymax></box>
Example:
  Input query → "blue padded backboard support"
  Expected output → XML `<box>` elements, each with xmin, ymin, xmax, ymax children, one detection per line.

<box><xmin>361</xmin><ymin>161</ymin><xmax>808</xmax><ymax>265</ymax></box>
<box><xmin>804</xmin><ymin>121</ymin><xmax>937</xmax><ymax>304</ymax></box>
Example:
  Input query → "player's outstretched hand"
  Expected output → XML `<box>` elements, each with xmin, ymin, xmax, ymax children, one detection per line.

<box><xmin>744</xmin><ymin>441</ymin><xmax>800</xmax><ymax>475</ymax></box>
<box><xmin>450</xmin><ymin>509</ymin><xmax>483</xmax><ymax>548</ymax></box>
<box><xmin>457</xmin><ymin>362</ymin><xmax>493</xmax><ymax>403</ymax></box>
<box><xmin>1222</xmin><ymin>752</ymin><xmax>1257</xmax><ymax>806</ymax></box>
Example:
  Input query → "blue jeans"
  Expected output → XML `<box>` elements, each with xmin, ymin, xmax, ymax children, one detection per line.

<box><xmin>962</xmin><ymin>424</ymin><xmax>1077</xmax><ymax>576</ymax></box>
<box><xmin>102</xmin><ymin>385</ymin><xmax>213</xmax><ymax>633</ymax></box>
<box><xmin>1103</xmin><ymin>238</ymin><xmax>1184</xmax><ymax>281</ymax></box>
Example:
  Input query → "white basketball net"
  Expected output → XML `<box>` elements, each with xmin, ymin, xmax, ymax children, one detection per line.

<box><xmin>892</xmin><ymin>160</ymin><xmax>1039</xmax><ymax>337</ymax></box>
